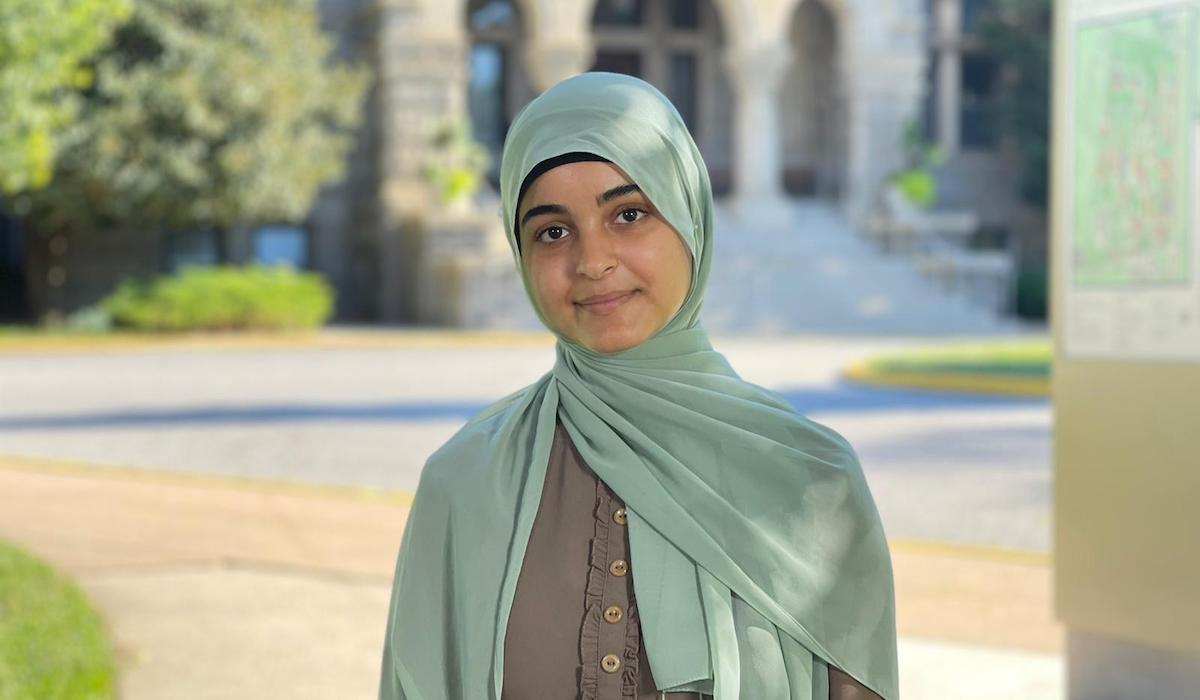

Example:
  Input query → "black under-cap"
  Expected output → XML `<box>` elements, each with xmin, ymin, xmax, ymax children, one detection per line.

<box><xmin>514</xmin><ymin>151</ymin><xmax>612</xmax><ymax>255</ymax></box>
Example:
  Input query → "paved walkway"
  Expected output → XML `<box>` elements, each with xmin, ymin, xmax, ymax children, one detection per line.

<box><xmin>0</xmin><ymin>455</ymin><xmax>1063</xmax><ymax>700</ymax></box>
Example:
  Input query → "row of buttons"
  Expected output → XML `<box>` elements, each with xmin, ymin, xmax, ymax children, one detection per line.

<box><xmin>601</xmin><ymin>507</ymin><xmax>629</xmax><ymax>674</ymax></box>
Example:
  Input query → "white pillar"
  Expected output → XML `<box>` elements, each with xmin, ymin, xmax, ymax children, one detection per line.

<box><xmin>841</xmin><ymin>55</ymin><xmax>926</xmax><ymax>228</ymax></box>
<box><xmin>837</xmin><ymin>0</ymin><xmax>928</xmax><ymax>230</ymax></box>
<box><xmin>724</xmin><ymin>41</ymin><xmax>793</xmax><ymax>222</ymax></box>
<box><xmin>518</xmin><ymin>0</ymin><xmax>597</xmax><ymax>92</ymax></box>
<box><xmin>935</xmin><ymin>0</ymin><xmax>962</xmax><ymax>155</ymax></box>
<box><xmin>374</xmin><ymin>0</ymin><xmax>469</xmax><ymax>322</ymax></box>
<box><xmin>522</xmin><ymin>38</ymin><xmax>595</xmax><ymax>92</ymax></box>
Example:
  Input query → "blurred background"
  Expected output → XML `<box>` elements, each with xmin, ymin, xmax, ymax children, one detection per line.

<box><xmin>0</xmin><ymin>0</ymin><xmax>1196</xmax><ymax>699</ymax></box>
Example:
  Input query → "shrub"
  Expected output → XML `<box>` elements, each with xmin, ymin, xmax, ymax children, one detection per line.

<box><xmin>889</xmin><ymin>121</ymin><xmax>946</xmax><ymax>208</ymax></box>
<box><xmin>101</xmin><ymin>264</ymin><xmax>334</xmax><ymax>331</ymax></box>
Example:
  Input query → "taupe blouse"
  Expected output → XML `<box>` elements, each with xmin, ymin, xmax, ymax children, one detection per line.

<box><xmin>502</xmin><ymin>418</ymin><xmax>883</xmax><ymax>700</ymax></box>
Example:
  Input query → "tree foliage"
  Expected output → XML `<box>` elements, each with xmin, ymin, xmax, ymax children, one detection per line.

<box><xmin>979</xmin><ymin>0</ymin><xmax>1052</xmax><ymax>210</ymax></box>
<box><xmin>18</xmin><ymin>0</ymin><xmax>370</xmax><ymax>235</ymax></box>
<box><xmin>0</xmin><ymin>0</ymin><xmax>131</xmax><ymax>194</ymax></box>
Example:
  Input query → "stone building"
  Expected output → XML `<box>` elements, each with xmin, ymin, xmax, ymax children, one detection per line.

<box><xmin>363</xmin><ymin>0</ymin><xmax>926</xmax><ymax>263</ymax></box>
<box><xmin>0</xmin><ymin>0</ymin><xmax>1040</xmax><ymax>328</ymax></box>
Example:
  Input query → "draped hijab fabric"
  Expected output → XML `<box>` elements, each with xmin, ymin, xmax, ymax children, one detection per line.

<box><xmin>378</xmin><ymin>72</ymin><xmax>899</xmax><ymax>700</ymax></box>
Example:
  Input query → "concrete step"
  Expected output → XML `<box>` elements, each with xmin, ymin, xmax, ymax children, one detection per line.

<box><xmin>461</xmin><ymin>199</ymin><xmax>1031</xmax><ymax>336</ymax></box>
<box><xmin>702</xmin><ymin>201</ymin><xmax>1028</xmax><ymax>336</ymax></box>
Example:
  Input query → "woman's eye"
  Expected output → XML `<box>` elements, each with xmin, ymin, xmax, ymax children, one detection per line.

<box><xmin>618</xmin><ymin>208</ymin><xmax>647</xmax><ymax>224</ymax></box>
<box><xmin>536</xmin><ymin>226</ymin><xmax>570</xmax><ymax>243</ymax></box>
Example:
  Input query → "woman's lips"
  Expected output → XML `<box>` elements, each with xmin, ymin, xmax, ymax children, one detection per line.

<box><xmin>576</xmin><ymin>290</ymin><xmax>637</xmax><ymax>315</ymax></box>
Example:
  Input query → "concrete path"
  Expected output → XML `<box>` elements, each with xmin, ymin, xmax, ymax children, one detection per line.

<box><xmin>0</xmin><ymin>456</ymin><xmax>1062</xmax><ymax>700</ymax></box>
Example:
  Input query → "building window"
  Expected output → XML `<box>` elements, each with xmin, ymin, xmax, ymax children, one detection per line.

<box><xmin>469</xmin><ymin>43</ymin><xmax>507</xmax><ymax>170</ymax></box>
<box><xmin>594</xmin><ymin>50</ymin><xmax>643</xmax><ymax>78</ymax></box>
<box><xmin>253</xmin><ymin>225</ymin><xmax>308</xmax><ymax>268</ymax></box>
<box><xmin>960</xmin><ymin>52</ymin><xmax>998</xmax><ymax>148</ymax></box>
<box><xmin>467</xmin><ymin>0</ymin><xmax>524</xmax><ymax>190</ymax></box>
<box><xmin>922</xmin><ymin>0</ymin><xmax>1001</xmax><ymax>153</ymax></box>
<box><xmin>670</xmin><ymin>0</ymin><xmax>700</xmax><ymax>29</ymax></box>
<box><xmin>669</xmin><ymin>52</ymin><xmax>698</xmax><ymax>132</ymax></box>
<box><xmin>961</xmin><ymin>0</ymin><xmax>992</xmax><ymax>33</ymax></box>
<box><xmin>469</xmin><ymin>0</ymin><xmax>515</xmax><ymax>31</ymax></box>
<box><xmin>163</xmin><ymin>229</ymin><xmax>220</xmax><ymax>274</ymax></box>
<box><xmin>593</xmin><ymin>0</ymin><xmax>644</xmax><ymax>26</ymax></box>
<box><xmin>922</xmin><ymin>47</ymin><xmax>939</xmax><ymax>143</ymax></box>
<box><xmin>590</xmin><ymin>0</ymin><xmax>731</xmax><ymax>193</ymax></box>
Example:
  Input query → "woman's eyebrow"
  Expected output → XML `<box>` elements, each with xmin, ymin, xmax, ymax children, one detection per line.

<box><xmin>520</xmin><ymin>203</ymin><xmax>567</xmax><ymax>229</ymax></box>
<box><xmin>519</xmin><ymin>184</ymin><xmax>642</xmax><ymax>229</ymax></box>
<box><xmin>597</xmin><ymin>183</ymin><xmax>641</xmax><ymax>205</ymax></box>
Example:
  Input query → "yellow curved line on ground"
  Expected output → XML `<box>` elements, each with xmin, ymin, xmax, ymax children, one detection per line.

<box><xmin>0</xmin><ymin>454</ymin><xmax>415</xmax><ymax>506</ymax></box>
<box><xmin>887</xmin><ymin>536</ymin><xmax>1051</xmax><ymax>568</ymax></box>
<box><xmin>843</xmin><ymin>360</ymin><xmax>1049</xmax><ymax>398</ymax></box>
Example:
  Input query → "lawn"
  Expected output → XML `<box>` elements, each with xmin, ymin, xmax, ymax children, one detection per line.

<box><xmin>844</xmin><ymin>340</ymin><xmax>1052</xmax><ymax>396</ymax></box>
<box><xmin>0</xmin><ymin>540</ymin><xmax>115</xmax><ymax>700</ymax></box>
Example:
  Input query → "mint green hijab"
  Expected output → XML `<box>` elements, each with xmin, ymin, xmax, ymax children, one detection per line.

<box><xmin>378</xmin><ymin>72</ymin><xmax>898</xmax><ymax>700</ymax></box>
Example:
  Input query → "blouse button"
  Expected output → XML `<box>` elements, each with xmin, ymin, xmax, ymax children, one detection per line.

<box><xmin>601</xmin><ymin>654</ymin><xmax>621</xmax><ymax>673</ymax></box>
<box><xmin>609</xmin><ymin>559</ymin><xmax>628</xmax><ymax>577</ymax></box>
<box><xmin>604</xmin><ymin>605</ymin><xmax>623</xmax><ymax>623</ymax></box>
<box><xmin>613</xmin><ymin>507</ymin><xmax>627</xmax><ymax>525</ymax></box>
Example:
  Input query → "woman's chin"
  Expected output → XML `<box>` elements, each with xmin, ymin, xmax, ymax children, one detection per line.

<box><xmin>577</xmin><ymin>324</ymin><xmax>653</xmax><ymax>354</ymax></box>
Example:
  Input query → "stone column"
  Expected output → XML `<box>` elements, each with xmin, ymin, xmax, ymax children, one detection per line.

<box><xmin>935</xmin><ymin>0</ymin><xmax>962</xmax><ymax>155</ymax></box>
<box><xmin>841</xmin><ymin>58</ymin><xmax>925</xmax><ymax>228</ymax></box>
<box><xmin>724</xmin><ymin>41</ymin><xmax>793</xmax><ymax>223</ymax></box>
<box><xmin>374</xmin><ymin>0</ymin><xmax>469</xmax><ymax>322</ymax></box>
<box><xmin>522</xmin><ymin>38</ymin><xmax>595</xmax><ymax>93</ymax></box>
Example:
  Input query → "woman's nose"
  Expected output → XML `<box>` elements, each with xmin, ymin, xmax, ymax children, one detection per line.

<box><xmin>575</xmin><ymin>227</ymin><xmax>618</xmax><ymax>279</ymax></box>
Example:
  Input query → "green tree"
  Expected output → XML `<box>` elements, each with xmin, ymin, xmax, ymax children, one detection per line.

<box><xmin>0</xmin><ymin>0</ymin><xmax>131</xmax><ymax>194</ymax></box>
<box><xmin>18</xmin><ymin>0</ymin><xmax>370</xmax><ymax>236</ymax></box>
<box><xmin>979</xmin><ymin>0</ymin><xmax>1052</xmax><ymax>210</ymax></box>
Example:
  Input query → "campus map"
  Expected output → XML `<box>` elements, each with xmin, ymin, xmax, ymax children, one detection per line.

<box><xmin>1072</xmin><ymin>9</ymin><xmax>1193</xmax><ymax>287</ymax></box>
<box><xmin>1063</xmin><ymin>0</ymin><xmax>1200</xmax><ymax>360</ymax></box>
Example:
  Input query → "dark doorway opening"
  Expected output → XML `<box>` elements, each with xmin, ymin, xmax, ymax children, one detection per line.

<box><xmin>0</xmin><ymin>215</ymin><xmax>29</xmax><ymax>323</ymax></box>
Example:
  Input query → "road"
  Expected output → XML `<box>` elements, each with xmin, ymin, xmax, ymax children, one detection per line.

<box><xmin>0</xmin><ymin>333</ymin><xmax>1052</xmax><ymax>552</ymax></box>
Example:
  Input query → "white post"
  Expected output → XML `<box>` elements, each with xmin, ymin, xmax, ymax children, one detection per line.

<box><xmin>522</xmin><ymin>38</ymin><xmax>595</xmax><ymax>93</ymax></box>
<box><xmin>935</xmin><ymin>0</ymin><xmax>962</xmax><ymax>155</ymax></box>
<box><xmin>724</xmin><ymin>40</ymin><xmax>794</xmax><ymax>224</ymax></box>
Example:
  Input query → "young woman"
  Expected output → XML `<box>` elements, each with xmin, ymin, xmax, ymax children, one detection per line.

<box><xmin>378</xmin><ymin>72</ymin><xmax>897</xmax><ymax>700</ymax></box>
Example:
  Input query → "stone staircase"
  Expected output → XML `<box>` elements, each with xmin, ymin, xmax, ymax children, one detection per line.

<box><xmin>699</xmin><ymin>199</ymin><xmax>1031</xmax><ymax>336</ymax></box>
<box><xmin>430</xmin><ymin>196</ymin><xmax>1034</xmax><ymax>336</ymax></box>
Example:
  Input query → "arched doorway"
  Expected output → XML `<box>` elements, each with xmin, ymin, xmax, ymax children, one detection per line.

<box><xmin>466</xmin><ymin>0</ymin><xmax>536</xmax><ymax>190</ymax></box>
<box><xmin>589</xmin><ymin>0</ymin><xmax>734</xmax><ymax>195</ymax></box>
<box><xmin>781</xmin><ymin>0</ymin><xmax>846</xmax><ymax>198</ymax></box>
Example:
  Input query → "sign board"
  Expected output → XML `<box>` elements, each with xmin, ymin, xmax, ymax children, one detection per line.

<box><xmin>1062</xmin><ymin>0</ymin><xmax>1200</xmax><ymax>360</ymax></box>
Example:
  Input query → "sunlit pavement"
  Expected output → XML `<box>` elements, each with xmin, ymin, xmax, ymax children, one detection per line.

<box><xmin>0</xmin><ymin>456</ymin><xmax>1061</xmax><ymax>700</ymax></box>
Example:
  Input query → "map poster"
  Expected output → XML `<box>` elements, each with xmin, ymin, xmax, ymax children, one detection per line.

<box><xmin>1063</xmin><ymin>0</ymin><xmax>1200</xmax><ymax>361</ymax></box>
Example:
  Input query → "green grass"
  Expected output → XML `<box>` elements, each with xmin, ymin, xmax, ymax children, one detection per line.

<box><xmin>865</xmin><ymin>340</ymin><xmax>1052</xmax><ymax>377</ymax></box>
<box><xmin>0</xmin><ymin>540</ymin><xmax>115</xmax><ymax>700</ymax></box>
<box><xmin>846</xmin><ymin>340</ymin><xmax>1052</xmax><ymax>396</ymax></box>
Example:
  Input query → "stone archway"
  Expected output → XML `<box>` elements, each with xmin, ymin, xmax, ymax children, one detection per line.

<box><xmin>780</xmin><ymin>0</ymin><xmax>846</xmax><ymax>199</ymax></box>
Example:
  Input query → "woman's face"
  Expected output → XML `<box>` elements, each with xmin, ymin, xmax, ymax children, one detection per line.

<box><xmin>517</xmin><ymin>161</ymin><xmax>693</xmax><ymax>354</ymax></box>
